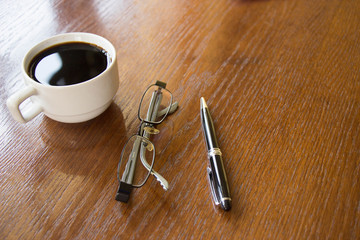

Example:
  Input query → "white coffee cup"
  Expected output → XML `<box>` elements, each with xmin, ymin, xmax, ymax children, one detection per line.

<box><xmin>7</xmin><ymin>32</ymin><xmax>119</xmax><ymax>123</ymax></box>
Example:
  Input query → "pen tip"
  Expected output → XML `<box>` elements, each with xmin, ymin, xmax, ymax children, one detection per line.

<box><xmin>200</xmin><ymin>97</ymin><xmax>207</xmax><ymax>109</ymax></box>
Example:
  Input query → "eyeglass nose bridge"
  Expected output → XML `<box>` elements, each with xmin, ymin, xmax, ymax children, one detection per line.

<box><xmin>136</xmin><ymin>120</ymin><xmax>160</xmax><ymax>136</ymax></box>
<box><xmin>144</xmin><ymin>125</ymin><xmax>160</xmax><ymax>135</ymax></box>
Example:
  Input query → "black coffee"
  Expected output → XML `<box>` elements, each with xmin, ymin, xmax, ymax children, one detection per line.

<box><xmin>28</xmin><ymin>42</ymin><xmax>111</xmax><ymax>86</ymax></box>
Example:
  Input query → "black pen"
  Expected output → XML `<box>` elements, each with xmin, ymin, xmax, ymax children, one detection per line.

<box><xmin>200</xmin><ymin>97</ymin><xmax>231</xmax><ymax>211</ymax></box>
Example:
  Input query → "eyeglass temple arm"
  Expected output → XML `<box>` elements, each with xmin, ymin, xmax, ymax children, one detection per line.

<box><xmin>148</xmin><ymin>91</ymin><xmax>163</xmax><ymax>121</ymax></box>
<box><xmin>120</xmin><ymin>138</ymin><xmax>141</xmax><ymax>183</ymax></box>
<box><xmin>157</xmin><ymin>101</ymin><xmax>178</xmax><ymax>118</ymax></box>
<box><xmin>116</xmin><ymin>137</ymin><xmax>143</xmax><ymax>202</ymax></box>
<box><xmin>139</xmin><ymin>148</ymin><xmax>169</xmax><ymax>190</ymax></box>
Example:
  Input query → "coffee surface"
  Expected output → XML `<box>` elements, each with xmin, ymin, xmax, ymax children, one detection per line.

<box><xmin>28</xmin><ymin>42</ymin><xmax>110</xmax><ymax>86</ymax></box>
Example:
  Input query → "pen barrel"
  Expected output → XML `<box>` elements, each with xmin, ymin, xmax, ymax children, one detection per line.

<box><xmin>201</xmin><ymin>107</ymin><xmax>219</xmax><ymax>150</ymax></box>
<box><xmin>209</xmin><ymin>153</ymin><xmax>231</xmax><ymax>200</ymax></box>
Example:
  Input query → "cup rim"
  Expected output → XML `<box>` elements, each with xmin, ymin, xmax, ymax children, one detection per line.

<box><xmin>22</xmin><ymin>32</ymin><xmax>117</xmax><ymax>89</ymax></box>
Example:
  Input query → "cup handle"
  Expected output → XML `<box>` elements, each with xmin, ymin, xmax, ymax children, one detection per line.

<box><xmin>6</xmin><ymin>85</ymin><xmax>43</xmax><ymax>123</ymax></box>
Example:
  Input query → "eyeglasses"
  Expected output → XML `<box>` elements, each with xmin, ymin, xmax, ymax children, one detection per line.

<box><xmin>115</xmin><ymin>81</ymin><xmax>178</xmax><ymax>203</ymax></box>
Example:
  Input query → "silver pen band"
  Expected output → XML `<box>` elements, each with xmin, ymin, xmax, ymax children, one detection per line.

<box><xmin>221</xmin><ymin>197</ymin><xmax>232</xmax><ymax>201</ymax></box>
<box><xmin>208</xmin><ymin>148</ymin><xmax>222</xmax><ymax>158</ymax></box>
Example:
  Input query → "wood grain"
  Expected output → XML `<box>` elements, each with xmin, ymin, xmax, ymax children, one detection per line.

<box><xmin>0</xmin><ymin>0</ymin><xmax>359</xmax><ymax>239</ymax></box>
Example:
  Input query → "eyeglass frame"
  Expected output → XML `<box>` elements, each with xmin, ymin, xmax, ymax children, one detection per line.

<box><xmin>115</xmin><ymin>81</ymin><xmax>177</xmax><ymax>203</ymax></box>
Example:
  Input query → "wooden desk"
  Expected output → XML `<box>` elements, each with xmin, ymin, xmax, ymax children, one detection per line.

<box><xmin>1</xmin><ymin>0</ymin><xmax>359</xmax><ymax>239</ymax></box>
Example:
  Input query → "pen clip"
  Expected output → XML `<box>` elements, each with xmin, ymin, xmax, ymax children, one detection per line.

<box><xmin>207</xmin><ymin>167</ymin><xmax>220</xmax><ymax>205</ymax></box>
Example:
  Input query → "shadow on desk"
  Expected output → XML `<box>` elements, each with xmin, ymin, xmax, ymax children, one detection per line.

<box><xmin>34</xmin><ymin>102</ymin><xmax>126</xmax><ymax>176</ymax></box>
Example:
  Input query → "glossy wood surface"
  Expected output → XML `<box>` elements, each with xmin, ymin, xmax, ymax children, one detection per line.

<box><xmin>1</xmin><ymin>0</ymin><xmax>359</xmax><ymax>239</ymax></box>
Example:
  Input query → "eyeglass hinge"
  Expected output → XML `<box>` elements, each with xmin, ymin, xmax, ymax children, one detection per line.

<box><xmin>115</xmin><ymin>182</ymin><xmax>133</xmax><ymax>203</ymax></box>
<box><xmin>155</xmin><ymin>80</ymin><xmax>167</xmax><ymax>89</ymax></box>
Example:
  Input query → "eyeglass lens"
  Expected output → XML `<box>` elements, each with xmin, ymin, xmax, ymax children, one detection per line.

<box><xmin>139</xmin><ymin>85</ymin><xmax>172</xmax><ymax>124</ymax></box>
